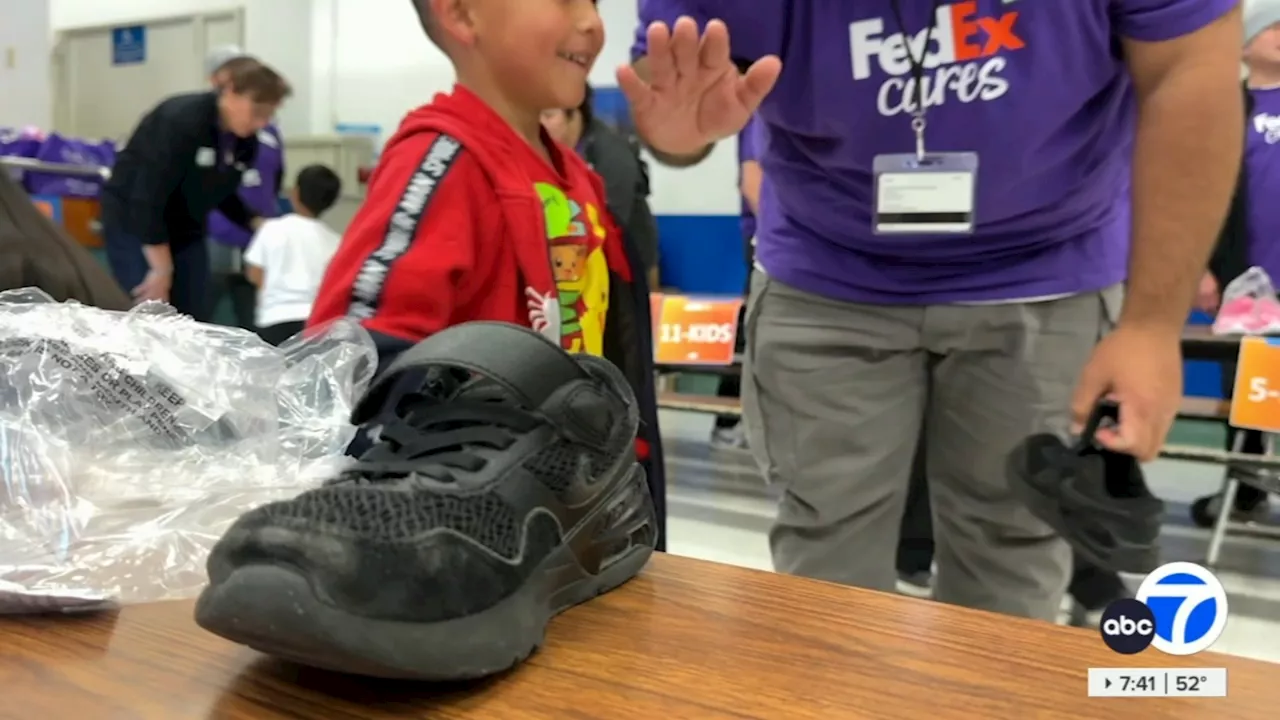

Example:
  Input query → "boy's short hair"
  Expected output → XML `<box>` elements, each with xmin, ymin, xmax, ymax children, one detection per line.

<box><xmin>411</xmin><ymin>0</ymin><xmax>445</xmax><ymax>48</ymax></box>
<box><xmin>225</xmin><ymin>60</ymin><xmax>292</xmax><ymax>105</ymax></box>
<box><xmin>295</xmin><ymin>165</ymin><xmax>342</xmax><ymax>217</ymax></box>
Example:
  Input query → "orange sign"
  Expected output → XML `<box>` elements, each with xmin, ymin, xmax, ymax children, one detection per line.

<box><xmin>1229</xmin><ymin>337</ymin><xmax>1280</xmax><ymax>432</ymax></box>
<box><xmin>650</xmin><ymin>293</ymin><xmax>664</xmax><ymax>344</ymax></box>
<box><xmin>652</xmin><ymin>295</ymin><xmax>743</xmax><ymax>365</ymax></box>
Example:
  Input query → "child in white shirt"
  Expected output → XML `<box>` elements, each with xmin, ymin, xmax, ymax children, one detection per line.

<box><xmin>243</xmin><ymin>164</ymin><xmax>342</xmax><ymax>345</ymax></box>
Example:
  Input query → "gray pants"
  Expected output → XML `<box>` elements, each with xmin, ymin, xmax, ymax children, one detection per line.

<box><xmin>741</xmin><ymin>271</ymin><xmax>1122</xmax><ymax>621</ymax></box>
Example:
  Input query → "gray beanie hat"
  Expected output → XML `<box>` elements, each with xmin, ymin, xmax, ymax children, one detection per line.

<box><xmin>1246</xmin><ymin>0</ymin><xmax>1280</xmax><ymax>45</ymax></box>
<box><xmin>205</xmin><ymin>45</ymin><xmax>251</xmax><ymax>77</ymax></box>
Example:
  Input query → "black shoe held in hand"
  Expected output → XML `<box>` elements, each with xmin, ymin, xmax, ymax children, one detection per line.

<box><xmin>194</xmin><ymin>322</ymin><xmax>658</xmax><ymax>680</ymax></box>
<box><xmin>1007</xmin><ymin>400</ymin><xmax>1163</xmax><ymax>574</ymax></box>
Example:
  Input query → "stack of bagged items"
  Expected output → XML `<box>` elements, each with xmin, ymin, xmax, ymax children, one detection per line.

<box><xmin>0</xmin><ymin>127</ymin><xmax>46</xmax><ymax>183</ymax></box>
<box><xmin>1213</xmin><ymin>267</ymin><xmax>1280</xmax><ymax>335</ymax></box>
<box><xmin>21</xmin><ymin>133</ymin><xmax>116</xmax><ymax>198</ymax></box>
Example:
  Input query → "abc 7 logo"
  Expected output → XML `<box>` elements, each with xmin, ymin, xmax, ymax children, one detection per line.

<box><xmin>1099</xmin><ymin>564</ymin><xmax>1228</xmax><ymax>656</ymax></box>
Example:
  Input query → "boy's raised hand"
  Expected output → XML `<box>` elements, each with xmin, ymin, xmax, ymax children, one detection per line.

<box><xmin>617</xmin><ymin>17</ymin><xmax>781</xmax><ymax>158</ymax></box>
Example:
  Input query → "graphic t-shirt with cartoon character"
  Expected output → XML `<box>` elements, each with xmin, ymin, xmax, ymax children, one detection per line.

<box><xmin>525</xmin><ymin>180</ymin><xmax>611</xmax><ymax>356</ymax></box>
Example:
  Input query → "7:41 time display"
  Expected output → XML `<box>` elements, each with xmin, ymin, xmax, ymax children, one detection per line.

<box><xmin>1119</xmin><ymin>675</ymin><xmax>1160</xmax><ymax>694</ymax></box>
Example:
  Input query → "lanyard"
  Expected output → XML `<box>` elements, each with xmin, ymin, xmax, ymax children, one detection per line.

<box><xmin>887</xmin><ymin>0</ymin><xmax>944</xmax><ymax>159</ymax></box>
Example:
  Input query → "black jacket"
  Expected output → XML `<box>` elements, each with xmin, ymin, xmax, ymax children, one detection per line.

<box><xmin>1208</xmin><ymin>86</ymin><xmax>1254</xmax><ymax>286</ymax></box>
<box><xmin>580</xmin><ymin>119</ymin><xmax>659</xmax><ymax>273</ymax></box>
<box><xmin>101</xmin><ymin>91</ymin><xmax>258</xmax><ymax>248</ymax></box>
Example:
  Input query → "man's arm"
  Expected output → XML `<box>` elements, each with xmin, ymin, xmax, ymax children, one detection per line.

<box><xmin>242</xmin><ymin>225</ymin><xmax>269</xmax><ymax>288</ymax></box>
<box><xmin>1121</xmin><ymin>5</ymin><xmax>1243</xmax><ymax>331</ymax></box>
<box><xmin>740</xmin><ymin>159</ymin><xmax>762</xmax><ymax>215</ymax></box>
<box><xmin>630</xmin><ymin>58</ymin><xmax>716</xmax><ymax>167</ymax></box>
<box><xmin>120</xmin><ymin>111</ymin><xmax>196</xmax><ymax>276</ymax></box>
<box><xmin>630</xmin><ymin>0</ymin><xmax>780</xmax><ymax>167</ymax></box>
<box><xmin>629</xmin><ymin>56</ymin><xmax>758</xmax><ymax>167</ymax></box>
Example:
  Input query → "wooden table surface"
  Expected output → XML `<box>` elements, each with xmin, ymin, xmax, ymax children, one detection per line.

<box><xmin>0</xmin><ymin>554</ymin><xmax>1272</xmax><ymax>719</ymax></box>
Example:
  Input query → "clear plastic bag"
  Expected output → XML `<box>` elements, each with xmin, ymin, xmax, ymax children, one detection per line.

<box><xmin>1213</xmin><ymin>267</ymin><xmax>1280</xmax><ymax>335</ymax></box>
<box><xmin>0</xmin><ymin>288</ymin><xmax>376</xmax><ymax>612</ymax></box>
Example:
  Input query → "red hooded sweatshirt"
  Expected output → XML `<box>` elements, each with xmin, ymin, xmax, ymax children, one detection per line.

<box><xmin>308</xmin><ymin>85</ymin><xmax>631</xmax><ymax>357</ymax></box>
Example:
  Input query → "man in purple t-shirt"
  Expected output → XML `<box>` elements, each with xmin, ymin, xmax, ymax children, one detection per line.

<box><xmin>713</xmin><ymin>117</ymin><xmax>764</xmax><ymax>447</ymax></box>
<box><xmin>621</xmin><ymin>2</ymin><xmax>1244</xmax><ymax>620</ymax></box>
<box><xmin>737</xmin><ymin>116</ymin><xmax>761</xmax><ymax>250</ymax></box>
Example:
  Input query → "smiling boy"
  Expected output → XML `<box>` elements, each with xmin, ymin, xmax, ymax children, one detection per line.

<box><xmin>307</xmin><ymin>0</ymin><xmax>666</xmax><ymax>539</ymax></box>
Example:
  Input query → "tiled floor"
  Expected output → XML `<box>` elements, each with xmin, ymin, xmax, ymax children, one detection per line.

<box><xmin>658</xmin><ymin>410</ymin><xmax>1280</xmax><ymax>665</ymax></box>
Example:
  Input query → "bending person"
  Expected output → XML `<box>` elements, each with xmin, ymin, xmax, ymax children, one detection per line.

<box><xmin>205</xmin><ymin>46</ymin><xmax>286</xmax><ymax>331</ymax></box>
<box><xmin>623</xmin><ymin>6</ymin><xmax>1243</xmax><ymax>620</ymax></box>
<box><xmin>100</xmin><ymin>58</ymin><xmax>290</xmax><ymax>321</ymax></box>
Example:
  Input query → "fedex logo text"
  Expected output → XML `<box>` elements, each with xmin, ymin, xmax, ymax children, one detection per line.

<box><xmin>849</xmin><ymin>1</ymin><xmax>1025</xmax><ymax>117</ymax></box>
<box><xmin>1255</xmin><ymin>113</ymin><xmax>1280</xmax><ymax>144</ymax></box>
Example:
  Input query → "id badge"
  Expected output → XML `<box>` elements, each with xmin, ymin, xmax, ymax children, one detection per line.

<box><xmin>873</xmin><ymin>152</ymin><xmax>978</xmax><ymax>235</ymax></box>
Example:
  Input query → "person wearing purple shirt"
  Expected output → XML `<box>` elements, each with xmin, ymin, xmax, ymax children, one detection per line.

<box><xmin>1192</xmin><ymin>2</ymin><xmax>1280</xmax><ymax>530</ymax></box>
<box><xmin>622</xmin><ymin>3</ymin><xmax>1244</xmax><ymax>620</ymax></box>
<box><xmin>205</xmin><ymin>47</ymin><xmax>285</xmax><ymax>330</ymax></box>
<box><xmin>712</xmin><ymin>117</ymin><xmax>764</xmax><ymax>448</ymax></box>
<box><xmin>1244</xmin><ymin>17</ymin><xmax>1280</xmax><ymax>283</ymax></box>
<box><xmin>737</xmin><ymin>116</ymin><xmax>761</xmax><ymax>247</ymax></box>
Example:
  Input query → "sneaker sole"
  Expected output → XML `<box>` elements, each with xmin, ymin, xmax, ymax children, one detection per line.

<box><xmin>194</xmin><ymin>538</ymin><xmax>653</xmax><ymax>680</ymax></box>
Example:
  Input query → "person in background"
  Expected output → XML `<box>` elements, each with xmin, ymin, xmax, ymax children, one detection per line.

<box><xmin>206</xmin><ymin>46</ymin><xmax>286</xmax><ymax>331</ymax></box>
<box><xmin>541</xmin><ymin>83</ymin><xmax>660</xmax><ymax>286</ymax></box>
<box><xmin>100</xmin><ymin>59</ymin><xmax>290</xmax><ymax>321</ymax></box>
<box><xmin>709</xmin><ymin>116</ymin><xmax>761</xmax><ymax>449</ymax></box>
<box><xmin>1192</xmin><ymin>0</ymin><xmax>1280</xmax><ymax>527</ymax></box>
<box><xmin>625</xmin><ymin>4</ymin><xmax>1243</xmax><ymax>621</ymax></box>
<box><xmin>243</xmin><ymin>165</ymin><xmax>342</xmax><ymax>346</ymax></box>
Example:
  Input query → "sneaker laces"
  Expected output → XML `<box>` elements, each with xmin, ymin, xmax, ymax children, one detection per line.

<box><xmin>336</xmin><ymin>378</ymin><xmax>543</xmax><ymax>485</ymax></box>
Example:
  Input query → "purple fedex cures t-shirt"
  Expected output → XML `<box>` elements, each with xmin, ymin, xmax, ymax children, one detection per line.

<box><xmin>738</xmin><ymin>116</ymin><xmax>761</xmax><ymax>243</ymax></box>
<box><xmin>634</xmin><ymin>0</ymin><xmax>1238</xmax><ymax>303</ymax></box>
<box><xmin>208</xmin><ymin>125</ymin><xmax>284</xmax><ymax>249</ymax></box>
<box><xmin>1246</xmin><ymin>88</ymin><xmax>1280</xmax><ymax>281</ymax></box>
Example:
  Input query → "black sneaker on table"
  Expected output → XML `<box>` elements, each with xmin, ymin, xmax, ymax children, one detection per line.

<box><xmin>194</xmin><ymin>322</ymin><xmax>658</xmax><ymax>680</ymax></box>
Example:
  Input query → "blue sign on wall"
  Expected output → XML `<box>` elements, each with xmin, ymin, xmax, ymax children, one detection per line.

<box><xmin>111</xmin><ymin>26</ymin><xmax>147</xmax><ymax>66</ymax></box>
